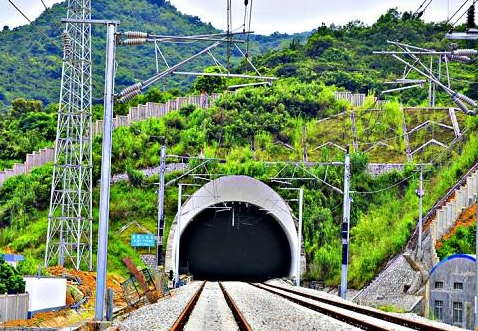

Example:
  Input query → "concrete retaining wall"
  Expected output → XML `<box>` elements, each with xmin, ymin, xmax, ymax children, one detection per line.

<box><xmin>428</xmin><ymin>170</ymin><xmax>478</xmax><ymax>266</ymax></box>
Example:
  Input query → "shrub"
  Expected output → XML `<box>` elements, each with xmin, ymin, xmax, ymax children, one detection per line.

<box><xmin>0</xmin><ymin>258</ymin><xmax>25</xmax><ymax>294</ymax></box>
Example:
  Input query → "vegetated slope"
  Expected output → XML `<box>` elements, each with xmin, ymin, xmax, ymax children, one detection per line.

<box><xmin>1</xmin><ymin>79</ymin><xmax>478</xmax><ymax>288</ymax></box>
<box><xmin>255</xmin><ymin>8</ymin><xmax>478</xmax><ymax>104</ymax></box>
<box><xmin>0</xmin><ymin>0</ymin><xmax>308</xmax><ymax>106</ymax></box>
<box><xmin>1</xmin><ymin>6</ymin><xmax>476</xmax><ymax>171</ymax></box>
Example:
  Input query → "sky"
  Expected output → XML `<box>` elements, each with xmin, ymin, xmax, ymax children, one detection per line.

<box><xmin>0</xmin><ymin>0</ymin><xmax>470</xmax><ymax>35</ymax></box>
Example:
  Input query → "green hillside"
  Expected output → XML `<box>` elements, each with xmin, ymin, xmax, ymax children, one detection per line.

<box><xmin>1</xmin><ymin>80</ymin><xmax>477</xmax><ymax>286</ymax></box>
<box><xmin>0</xmin><ymin>4</ymin><xmax>477</xmax><ymax>287</ymax></box>
<box><xmin>0</xmin><ymin>0</ymin><xmax>307</xmax><ymax>106</ymax></box>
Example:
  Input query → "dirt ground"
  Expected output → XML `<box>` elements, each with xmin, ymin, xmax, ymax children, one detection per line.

<box><xmin>4</xmin><ymin>267</ymin><xmax>127</xmax><ymax>328</ymax></box>
<box><xmin>436</xmin><ymin>204</ymin><xmax>476</xmax><ymax>249</ymax></box>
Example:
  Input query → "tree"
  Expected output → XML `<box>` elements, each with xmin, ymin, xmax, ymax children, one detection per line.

<box><xmin>305</xmin><ymin>34</ymin><xmax>335</xmax><ymax>57</ymax></box>
<box><xmin>192</xmin><ymin>67</ymin><xmax>226</xmax><ymax>94</ymax></box>
<box><xmin>0</xmin><ymin>258</ymin><xmax>25</xmax><ymax>294</ymax></box>
<box><xmin>10</xmin><ymin>99</ymin><xmax>42</xmax><ymax>118</ymax></box>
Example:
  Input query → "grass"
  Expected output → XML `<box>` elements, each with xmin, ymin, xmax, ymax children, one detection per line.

<box><xmin>376</xmin><ymin>305</ymin><xmax>407</xmax><ymax>313</ymax></box>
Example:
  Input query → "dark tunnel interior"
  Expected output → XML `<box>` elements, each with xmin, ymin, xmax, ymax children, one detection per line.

<box><xmin>179</xmin><ymin>202</ymin><xmax>292</xmax><ymax>281</ymax></box>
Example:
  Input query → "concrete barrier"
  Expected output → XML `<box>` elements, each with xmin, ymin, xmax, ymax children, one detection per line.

<box><xmin>0</xmin><ymin>293</ymin><xmax>29</xmax><ymax>322</ymax></box>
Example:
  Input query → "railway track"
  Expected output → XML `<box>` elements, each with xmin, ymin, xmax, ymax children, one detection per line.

<box><xmin>119</xmin><ymin>281</ymin><xmax>455</xmax><ymax>330</ymax></box>
<box><xmin>169</xmin><ymin>281</ymin><xmax>253</xmax><ymax>331</ymax></box>
<box><xmin>253</xmin><ymin>282</ymin><xmax>449</xmax><ymax>331</ymax></box>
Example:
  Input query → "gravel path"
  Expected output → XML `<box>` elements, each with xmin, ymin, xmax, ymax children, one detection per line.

<box><xmin>111</xmin><ymin>282</ymin><xmax>201</xmax><ymax>331</ymax></box>
<box><xmin>222</xmin><ymin>282</ymin><xmax>361</xmax><ymax>331</ymax></box>
<box><xmin>184</xmin><ymin>282</ymin><xmax>239</xmax><ymax>331</ymax></box>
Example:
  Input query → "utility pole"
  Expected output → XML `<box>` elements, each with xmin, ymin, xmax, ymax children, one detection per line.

<box><xmin>175</xmin><ymin>184</ymin><xmax>183</xmax><ymax>286</ymax></box>
<box><xmin>340</xmin><ymin>147</ymin><xmax>351</xmax><ymax>299</ymax></box>
<box><xmin>296</xmin><ymin>188</ymin><xmax>304</xmax><ymax>286</ymax></box>
<box><xmin>416</xmin><ymin>166</ymin><xmax>424</xmax><ymax>253</ymax></box>
<box><xmin>475</xmin><ymin>144</ymin><xmax>478</xmax><ymax>330</ymax></box>
<box><xmin>94</xmin><ymin>21</ymin><xmax>118</xmax><ymax>321</ymax></box>
<box><xmin>156</xmin><ymin>144</ymin><xmax>166</xmax><ymax>267</ymax></box>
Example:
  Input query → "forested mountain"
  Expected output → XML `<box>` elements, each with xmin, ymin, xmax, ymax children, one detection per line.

<box><xmin>0</xmin><ymin>0</ymin><xmax>309</xmax><ymax>106</ymax></box>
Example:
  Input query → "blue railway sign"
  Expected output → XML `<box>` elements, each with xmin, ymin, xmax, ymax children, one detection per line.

<box><xmin>131</xmin><ymin>233</ymin><xmax>156</xmax><ymax>247</ymax></box>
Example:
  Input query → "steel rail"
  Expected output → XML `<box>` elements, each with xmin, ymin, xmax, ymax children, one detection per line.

<box><xmin>169</xmin><ymin>281</ymin><xmax>206</xmax><ymax>331</ymax></box>
<box><xmin>257</xmin><ymin>283</ymin><xmax>449</xmax><ymax>331</ymax></box>
<box><xmin>219</xmin><ymin>282</ymin><xmax>254</xmax><ymax>331</ymax></box>
<box><xmin>249</xmin><ymin>283</ymin><xmax>391</xmax><ymax>331</ymax></box>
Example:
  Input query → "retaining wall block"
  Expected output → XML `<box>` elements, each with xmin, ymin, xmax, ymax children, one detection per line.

<box><xmin>25</xmin><ymin>154</ymin><xmax>34</xmax><ymax>172</ymax></box>
<box><xmin>13</xmin><ymin>163</ymin><xmax>25</xmax><ymax>175</ymax></box>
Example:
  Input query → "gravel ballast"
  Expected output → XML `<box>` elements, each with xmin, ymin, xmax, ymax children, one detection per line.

<box><xmin>267</xmin><ymin>279</ymin><xmax>465</xmax><ymax>331</ymax></box>
<box><xmin>222</xmin><ymin>281</ymin><xmax>361</xmax><ymax>331</ymax></box>
<box><xmin>184</xmin><ymin>282</ymin><xmax>239</xmax><ymax>331</ymax></box>
<box><xmin>112</xmin><ymin>282</ymin><xmax>201</xmax><ymax>331</ymax></box>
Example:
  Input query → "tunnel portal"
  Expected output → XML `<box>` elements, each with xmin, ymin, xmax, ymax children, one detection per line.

<box><xmin>179</xmin><ymin>202</ymin><xmax>292</xmax><ymax>281</ymax></box>
<box><xmin>165</xmin><ymin>175</ymin><xmax>299</xmax><ymax>281</ymax></box>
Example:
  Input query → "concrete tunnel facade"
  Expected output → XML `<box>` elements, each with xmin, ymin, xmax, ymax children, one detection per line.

<box><xmin>164</xmin><ymin>175</ymin><xmax>299</xmax><ymax>281</ymax></box>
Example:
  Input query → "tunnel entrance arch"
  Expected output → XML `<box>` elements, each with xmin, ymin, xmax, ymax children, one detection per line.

<box><xmin>164</xmin><ymin>175</ymin><xmax>299</xmax><ymax>280</ymax></box>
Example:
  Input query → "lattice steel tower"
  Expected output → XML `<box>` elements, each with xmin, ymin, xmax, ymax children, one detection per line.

<box><xmin>45</xmin><ymin>0</ymin><xmax>93</xmax><ymax>270</ymax></box>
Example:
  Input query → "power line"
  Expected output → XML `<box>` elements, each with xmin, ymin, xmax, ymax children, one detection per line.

<box><xmin>414</xmin><ymin>0</ymin><xmax>435</xmax><ymax>18</ymax></box>
<box><xmin>446</xmin><ymin>0</ymin><xmax>477</xmax><ymax>27</ymax></box>
<box><xmin>450</xmin><ymin>0</ymin><xmax>478</xmax><ymax>27</ymax></box>
<box><xmin>352</xmin><ymin>172</ymin><xmax>417</xmax><ymax>195</ymax></box>
<box><xmin>6</xmin><ymin>0</ymin><xmax>62</xmax><ymax>51</ymax></box>
<box><xmin>40</xmin><ymin>0</ymin><xmax>47</xmax><ymax>10</ymax></box>
<box><xmin>422</xmin><ymin>0</ymin><xmax>435</xmax><ymax>13</ymax></box>
<box><xmin>413</xmin><ymin>0</ymin><xmax>430</xmax><ymax>16</ymax></box>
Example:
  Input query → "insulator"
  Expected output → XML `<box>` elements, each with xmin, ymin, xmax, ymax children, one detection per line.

<box><xmin>454</xmin><ymin>92</ymin><xmax>478</xmax><ymax>107</ymax></box>
<box><xmin>119</xmin><ymin>90</ymin><xmax>141</xmax><ymax>103</ymax></box>
<box><xmin>452</xmin><ymin>95</ymin><xmax>471</xmax><ymax>114</ymax></box>
<box><xmin>119</xmin><ymin>83</ymin><xmax>142</xmax><ymax>97</ymax></box>
<box><xmin>123</xmin><ymin>31</ymin><xmax>148</xmax><ymax>38</ymax></box>
<box><xmin>453</xmin><ymin>49</ymin><xmax>478</xmax><ymax>57</ymax></box>
<box><xmin>122</xmin><ymin>38</ymin><xmax>148</xmax><ymax>46</ymax></box>
<box><xmin>449</xmin><ymin>55</ymin><xmax>472</xmax><ymax>64</ymax></box>
<box><xmin>244</xmin><ymin>0</ymin><xmax>249</xmax><ymax>5</ymax></box>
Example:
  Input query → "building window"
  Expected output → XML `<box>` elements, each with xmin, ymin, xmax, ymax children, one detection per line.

<box><xmin>453</xmin><ymin>302</ymin><xmax>463</xmax><ymax>324</ymax></box>
<box><xmin>454</xmin><ymin>282</ymin><xmax>463</xmax><ymax>290</ymax></box>
<box><xmin>434</xmin><ymin>300</ymin><xmax>443</xmax><ymax>320</ymax></box>
<box><xmin>434</xmin><ymin>281</ymin><xmax>443</xmax><ymax>289</ymax></box>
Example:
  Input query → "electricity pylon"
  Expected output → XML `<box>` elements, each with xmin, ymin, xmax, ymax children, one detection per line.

<box><xmin>45</xmin><ymin>0</ymin><xmax>93</xmax><ymax>270</ymax></box>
